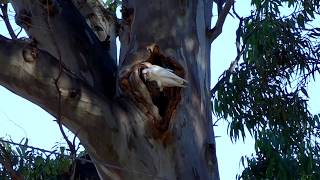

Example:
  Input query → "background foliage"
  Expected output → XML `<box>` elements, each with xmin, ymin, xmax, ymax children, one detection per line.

<box><xmin>0</xmin><ymin>138</ymin><xmax>72</xmax><ymax>179</ymax></box>
<box><xmin>213</xmin><ymin>0</ymin><xmax>320</xmax><ymax>179</ymax></box>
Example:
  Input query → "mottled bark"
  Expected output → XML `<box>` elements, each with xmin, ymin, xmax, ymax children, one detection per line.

<box><xmin>117</xmin><ymin>0</ymin><xmax>217</xmax><ymax>179</ymax></box>
<box><xmin>71</xmin><ymin>0</ymin><xmax>118</xmax><ymax>60</ymax></box>
<box><xmin>11</xmin><ymin>0</ymin><xmax>117</xmax><ymax>96</ymax></box>
<box><xmin>0</xmin><ymin>0</ymin><xmax>229</xmax><ymax>179</ymax></box>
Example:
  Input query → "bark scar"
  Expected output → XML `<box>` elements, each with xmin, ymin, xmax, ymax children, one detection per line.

<box><xmin>22</xmin><ymin>41</ymin><xmax>38</xmax><ymax>63</ymax></box>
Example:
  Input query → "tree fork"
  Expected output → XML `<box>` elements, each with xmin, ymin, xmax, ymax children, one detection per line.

<box><xmin>1</xmin><ymin>0</ymin><xmax>226</xmax><ymax>179</ymax></box>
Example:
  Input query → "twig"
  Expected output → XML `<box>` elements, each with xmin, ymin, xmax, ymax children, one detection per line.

<box><xmin>211</xmin><ymin>46</ymin><xmax>244</xmax><ymax>97</ymax></box>
<box><xmin>0</xmin><ymin>139</ymin><xmax>60</xmax><ymax>156</ymax></box>
<box><xmin>207</xmin><ymin>0</ymin><xmax>234</xmax><ymax>42</ymax></box>
<box><xmin>211</xmin><ymin>7</ymin><xmax>245</xmax><ymax>97</ymax></box>
<box><xmin>44</xmin><ymin>0</ymin><xmax>77</xmax><ymax>165</ymax></box>
<box><xmin>16</xmin><ymin>27</ymin><xmax>23</xmax><ymax>37</ymax></box>
<box><xmin>44</xmin><ymin>1</ymin><xmax>77</xmax><ymax>179</ymax></box>
<box><xmin>0</xmin><ymin>4</ymin><xmax>17</xmax><ymax>39</ymax></box>
<box><xmin>213</xmin><ymin>117</ymin><xmax>223</xmax><ymax>126</ymax></box>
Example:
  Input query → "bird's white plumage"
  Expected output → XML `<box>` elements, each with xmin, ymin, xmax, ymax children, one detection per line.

<box><xmin>142</xmin><ymin>64</ymin><xmax>188</xmax><ymax>91</ymax></box>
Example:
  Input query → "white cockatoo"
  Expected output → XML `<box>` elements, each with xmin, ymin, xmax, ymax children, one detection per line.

<box><xmin>142</xmin><ymin>64</ymin><xmax>188</xmax><ymax>91</ymax></box>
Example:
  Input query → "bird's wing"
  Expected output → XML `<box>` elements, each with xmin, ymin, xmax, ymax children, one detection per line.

<box><xmin>160</xmin><ymin>78</ymin><xmax>187</xmax><ymax>88</ymax></box>
<box><xmin>150</xmin><ymin>70</ymin><xmax>187</xmax><ymax>87</ymax></box>
<box><xmin>165</xmin><ymin>68</ymin><xmax>174</xmax><ymax>73</ymax></box>
<box><xmin>144</xmin><ymin>65</ymin><xmax>188</xmax><ymax>90</ymax></box>
<box><xmin>155</xmin><ymin>68</ymin><xmax>188</xmax><ymax>83</ymax></box>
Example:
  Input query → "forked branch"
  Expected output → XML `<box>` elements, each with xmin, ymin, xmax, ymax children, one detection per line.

<box><xmin>208</xmin><ymin>0</ymin><xmax>234</xmax><ymax>42</ymax></box>
<box><xmin>0</xmin><ymin>35</ymin><xmax>118</xmax><ymax>140</ymax></box>
<box><xmin>0</xmin><ymin>4</ymin><xmax>17</xmax><ymax>39</ymax></box>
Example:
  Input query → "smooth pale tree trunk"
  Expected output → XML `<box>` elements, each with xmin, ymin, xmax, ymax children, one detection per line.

<box><xmin>0</xmin><ymin>0</ymin><xmax>231</xmax><ymax>179</ymax></box>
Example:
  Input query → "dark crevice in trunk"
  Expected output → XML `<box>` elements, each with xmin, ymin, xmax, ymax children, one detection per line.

<box><xmin>142</xmin><ymin>49</ymin><xmax>185</xmax><ymax>133</ymax></box>
<box><xmin>151</xmin><ymin>93</ymin><xmax>168</xmax><ymax>118</ymax></box>
<box><xmin>119</xmin><ymin>46</ymin><xmax>187</xmax><ymax>139</ymax></box>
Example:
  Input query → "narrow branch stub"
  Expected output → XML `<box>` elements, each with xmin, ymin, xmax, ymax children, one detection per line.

<box><xmin>119</xmin><ymin>45</ymin><xmax>186</xmax><ymax>140</ymax></box>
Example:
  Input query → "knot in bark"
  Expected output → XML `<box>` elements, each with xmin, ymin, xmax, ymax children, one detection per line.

<box><xmin>22</xmin><ymin>44</ymin><xmax>38</xmax><ymax>63</ymax></box>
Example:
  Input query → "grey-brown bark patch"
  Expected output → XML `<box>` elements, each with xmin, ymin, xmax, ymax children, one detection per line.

<box><xmin>15</xmin><ymin>9</ymin><xmax>32</xmax><ymax>29</ymax></box>
<box><xmin>205</xmin><ymin>143</ymin><xmax>216</xmax><ymax>174</ymax></box>
<box><xmin>38</xmin><ymin>0</ymin><xmax>59</xmax><ymax>17</ymax></box>
<box><xmin>121</xmin><ymin>6</ymin><xmax>134</xmax><ymax>26</ymax></box>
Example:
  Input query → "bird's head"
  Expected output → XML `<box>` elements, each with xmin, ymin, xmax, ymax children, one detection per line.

<box><xmin>142</xmin><ymin>69</ymin><xmax>151</xmax><ymax>81</ymax></box>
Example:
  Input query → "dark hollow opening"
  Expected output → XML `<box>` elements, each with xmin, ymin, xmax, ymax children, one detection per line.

<box><xmin>141</xmin><ymin>51</ymin><xmax>184</xmax><ymax>132</ymax></box>
<box><xmin>152</xmin><ymin>94</ymin><xmax>169</xmax><ymax>117</ymax></box>
<box><xmin>142</xmin><ymin>53</ymin><xmax>172</xmax><ymax>118</ymax></box>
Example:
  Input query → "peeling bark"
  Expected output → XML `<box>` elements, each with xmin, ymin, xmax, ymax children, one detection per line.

<box><xmin>0</xmin><ymin>0</ymin><xmax>225</xmax><ymax>179</ymax></box>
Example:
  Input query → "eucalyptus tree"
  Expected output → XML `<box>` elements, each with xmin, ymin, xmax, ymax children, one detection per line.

<box><xmin>1</xmin><ymin>0</ymin><xmax>320</xmax><ymax>179</ymax></box>
<box><xmin>0</xmin><ymin>0</ymin><xmax>232</xmax><ymax>179</ymax></box>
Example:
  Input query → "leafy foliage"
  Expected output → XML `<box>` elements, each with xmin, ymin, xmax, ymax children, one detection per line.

<box><xmin>0</xmin><ymin>0</ymin><xmax>10</xmax><ymax>4</ymax></box>
<box><xmin>104</xmin><ymin>0</ymin><xmax>121</xmax><ymax>12</ymax></box>
<box><xmin>213</xmin><ymin>0</ymin><xmax>320</xmax><ymax>179</ymax></box>
<box><xmin>0</xmin><ymin>138</ymin><xmax>72</xmax><ymax>179</ymax></box>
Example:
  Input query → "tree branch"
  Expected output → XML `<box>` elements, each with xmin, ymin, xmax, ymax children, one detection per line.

<box><xmin>0</xmin><ymin>35</ymin><xmax>119</xmax><ymax>146</ymax></box>
<box><xmin>211</xmin><ymin>46</ymin><xmax>244</xmax><ymax>97</ymax></box>
<box><xmin>0</xmin><ymin>4</ymin><xmax>18</xmax><ymax>40</ymax></box>
<box><xmin>211</xmin><ymin>7</ymin><xmax>245</xmax><ymax>97</ymax></box>
<box><xmin>213</xmin><ymin>0</ymin><xmax>225</xmax><ymax>15</ymax></box>
<box><xmin>11</xmin><ymin>0</ymin><xmax>117</xmax><ymax>97</ymax></box>
<box><xmin>207</xmin><ymin>0</ymin><xmax>234</xmax><ymax>42</ymax></box>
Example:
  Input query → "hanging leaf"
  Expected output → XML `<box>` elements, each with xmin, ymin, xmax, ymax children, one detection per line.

<box><xmin>300</xmin><ymin>87</ymin><xmax>309</xmax><ymax>98</ymax></box>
